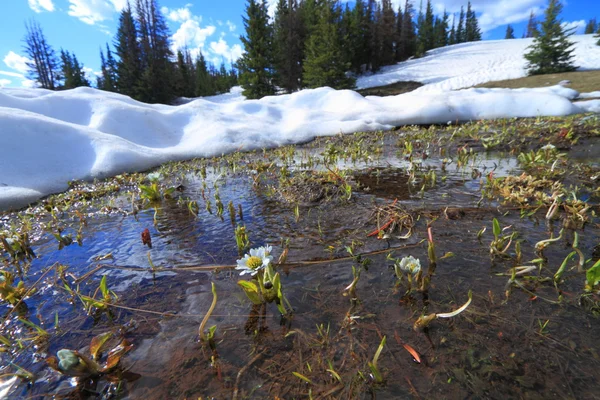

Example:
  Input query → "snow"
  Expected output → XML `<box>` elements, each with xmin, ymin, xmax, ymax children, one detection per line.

<box><xmin>1</xmin><ymin>35</ymin><xmax>599</xmax><ymax>211</ymax></box>
<box><xmin>357</xmin><ymin>34</ymin><xmax>600</xmax><ymax>92</ymax></box>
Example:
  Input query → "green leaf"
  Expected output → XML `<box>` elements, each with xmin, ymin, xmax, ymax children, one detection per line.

<box><xmin>90</xmin><ymin>332</ymin><xmax>113</xmax><ymax>360</ymax></box>
<box><xmin>492</xmin><ymin>218</ymin><xmax>501</xmax><ymax>239</ymax></box>
<box><xmin>237</xmin><ymin>280</ymin><xmax>262</xmax><ymax>305</ymax></box>
<box><xmin>292</xmin><ymin>371</ymin><xmax>313</xmax><ymax>384</ymax></box>
<box><xmin>586</xmin><ymin>259</ymin><xmax>600</xmax><ymax>290</ymax></box>
<box><xmin>99</xmin><ymin>275</ymin><xmax>108</xmax><ymax>299</ymax></box>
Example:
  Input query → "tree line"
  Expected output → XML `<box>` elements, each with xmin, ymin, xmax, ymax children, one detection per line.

<box><xmin>22</xmin><ymin>0</ymin><xmax>237</xmax><ymax>103</ymax></box>
<box><xmin>238</xmin><ymin>0</ymin><xmax>482</xmax><ymax>99</ymax></box>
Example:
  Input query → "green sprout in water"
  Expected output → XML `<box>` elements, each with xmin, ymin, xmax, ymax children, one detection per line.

<box><xmin>234</xmin><ymin>225</ymin><xmax>250</xmax><ymax>255</ymax></box>
<box><xmin>368</xmin><ymin>335</ymin><xmax>386</xmax><ymax>384</ymax></box>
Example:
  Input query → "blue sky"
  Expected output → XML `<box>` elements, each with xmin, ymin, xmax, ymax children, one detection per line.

<box><xmin>1</xmin><ymin>0</ymin><xmax>598</xmax><ymax>88</ymax></box>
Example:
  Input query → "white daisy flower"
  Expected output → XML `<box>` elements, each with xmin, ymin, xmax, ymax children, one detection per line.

<box><xmin>540</xmin><ymin>144</ymin><xmax>556</xmax><ymax>151</ymax></box>
<box><xmin>236</xmin><ymin>245</ymin><xmax>273</xmax><ymax>276</ymax></box>
<box><xmin>398</xmin><ymin>255</ymin><xmax>421</xmax><ymax>275</ymax></box>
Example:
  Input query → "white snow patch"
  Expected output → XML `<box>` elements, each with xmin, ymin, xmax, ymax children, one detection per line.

<box><xmin>576</xmin><ymin>100</ymin><xmax>600</xmax><ymax>113</ymax></box>
<box><xmin>578</xmin><ymin>91</ymin><xmax>600</xmax><ymax>99</ymax></box>
<box><xmin>1</xmin><ymin>35</ymin><xmax>600</xmax><ymax>210</ymax></box>
<box><xmin>357</xmin><ymin>35</ymin><xmax>600</xmax><ymax>92</ymax></box>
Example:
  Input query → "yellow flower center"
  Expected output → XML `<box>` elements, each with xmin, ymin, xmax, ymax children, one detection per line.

<box><xmin>247</xmin><ymin>256</ymin><xmax>263</xmax><ymax>270</ymax></box>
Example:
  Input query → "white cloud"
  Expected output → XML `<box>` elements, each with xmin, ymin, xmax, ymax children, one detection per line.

<box><xmin>226</xmin><ymin>20</ymin><xmax>236</xmax><ymax>32</ymax></box>
<box><xmin>4</xmin><ymin>51</ymin><xmax>31</xmax><ymax>75</ymax></box>
<box><xmin>22</xmin><ymin>79</ymin><xmax>39</xmax><ymax>88</ymax></box>
<box><xmin>171</xmin><ymin>19</ymin><xmax>216</xmax><ymax>55</ymax></box>
<box><xmin>426</xmin><ymin>0</ymin><xmax>546</xmax><ymax>34</ymax></box>
<box><xmin>0</xmin><ymin>70</ymin><xmax>25</xmax><ymax>79</ymax></box>
<box><xmin>67</xmin><ymin>0</ymin><xmax>121</xmax><ymax>25</ymax></box>
<box><xmin>0</xmin><ymin>79</ymin><xmax>12</xmax><ymax>87</ymax></box>
<box><xmin>28</xmin><ymin>0</ymin><xmax>55</xmax><ymax>13</ymax></box>
<box><xmin>109</xmin><ymin>0</ymin><xmax>127</xmax><ymax>11</ymax></box>
<box><xmin>562</xmin><ymin>20</ymin><xmax>586</xmax><ymax>35</ymax></box>
<box><xmin>208</xmin><ymin>39</ymin><xmax>243</xmax><ymax>63</ymax></box>
<box><xmin>161</xmin><ymin>4</ymin><xmax>198</xmax><ymax>23</ymax></box>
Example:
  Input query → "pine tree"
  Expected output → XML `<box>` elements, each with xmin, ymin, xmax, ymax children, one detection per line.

<box><xmin>525</xmin><ymin>11</ymin><xmax>539</xmax><ymax>38</ymax></box>
<box><xmin>379</xmin><ymin>0</ymin><xmax>396</xmax><ymax>66</ymax></box>
<box><xmin>273</xmin><ymin>0</ymin><xmax>303</xmax><ymax>93</ymax></box>
<box><xmin>505</xmin><ymin>24</ymin><xmax>515</xmax><ymax>39</ymax></box>
<box><xmin>596</xmin><ymin>27</ymin><xmax>600</xmax><ymax>45</ymax></box>
<box><xmin>347</xmin><ymin>0</ymin><xmax>369</xmax><ymax>73</ymax></box>
<box><xmin>393</xmin><ymin>4</ymin><xmax>403</xmax><ymax>61</ymax></box>
<box><xmin>195</xmin><ymin>51</ymin><xmax>215</xmax><ymax>96</ymax></box>
<box><xmin>367</xmin><ymin>0</ymin><xmax>383</xmax><ymax>71</ymax></box>
<box><xmin>584</xmin><ymin>18</ymin><xmax>597</xmax><ymax>34</ymax></box>
<box><xmin>524</xmin><ymin>0</ymin><xmax>577</xmax><ymax>75</ymax></box>
<box><xmin>114</xmin><ymin>3</ymin><xmax>141</xmax><ymax>98</ymax></box>
<box><xmin>398</xmin><ymin>0</ymin><xmax>416</xmax><ymax>59</ymax></box>
<box><xmin>448</xmin><ymin>14</ymin><xmax>456</xmax><ymax>45</ymax></box>
<box><xmin>238</xmin><ymin>0</ymin><xmax>276</xmax><ymax>99</ymax></box>
<box><xmin>174</xmin><ymin>49</ymin><xmax>196</xmax><ymax>98</ymax></box>
<box><xmin>434</xmin><ymin>11</ymin><xmax>449</xmax><ymax>48</ymax></box>
<box><xmin>456</xmin><ymin>6</ymin><xmax>465</xmax><ymax>43</ymax></box>
<box><xmin>22</xmin><ymin>20</ymin><xmax>59</xmax><ymax>89</ymax></box>
<box><xmin>98</xmin><ymin>45</ymin><xmax>117</xmax><ymax>91</ymax></box>
<box><xmin>465</xmin><ymin>1</ymin><xmax>481</xmax><ymax>41</ymax></box>
<box><xmin>59</xmin><ymin>50</ymin><xmax>89</xmax><ymax>89</ymax></box>
<box><xmin>135</xmin><ymin>0</ymin><xmax>174</xmax><ymax>104</ymax></box>
<box><xmin>416</xmin><ymin>0</ymin><xmax>434</xmax><ymax>55</ymax></box>
<box><xmin>303</xmin><ymin>0</ymin><xmax>355</xmax><ymax>89</ymax></box>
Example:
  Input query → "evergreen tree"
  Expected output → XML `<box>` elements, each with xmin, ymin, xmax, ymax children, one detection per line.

<box><xmin>174</xmin><ymin>49</ymin><xmax>195</xmax><ymax>98</ymax></box>
<box><xmin>416</xmin><ymin>0</ymin><xmax>434</xmax><ymax>55</ymax></box>
<box><xmin>505</xmin><ymin>24</ymin><xmax>515</xmax><ymax>39</ymax></box>
<box><xmin>367</xmin><ymin>0</ymin><xmax>383</xmax><ymax>71</ymax></box>
<box><xmin>434</xmin><ymin>11</ymin><xmax>449</xmax><ymax>48</ymax></box>
<box><xmin>135</xmin><ymin>0</ymin><xmax>174</xmax><ymax>104</ymax></box>
<box><xmin>195</xmin><ymin>51</ymin><xmax>216</xmax><ymax>96</ymax></box>
<box><xmin>114</xmin><ymin>3</ymin><xmax>142</xmax><ymax>98</ymax></box>
<box><xmin>303</xmin><ymin>0</ymin><xmax>355</xmax><ymax>89</ymax></box>
<box><xmin>98</xmin><ymin>45</ymin><xmax>117</xmax><ymax>91</ymax></box>
<box><xmin>524</xmin><ymin>0</ymin><xmax>577</xmax><ymax>75</ymax></box>
<box><xmin>398</xmin><ymin>0</ymin><xmax>416</xmax><ymax>60</ymax></box>
<box><xmin>584</xmin><ymin>18</ymin><xmax>597</xmax><ymax>34</ymax></box>
<box><xmin>22</xmin><ymin>20</ymin><xmax>59</xmax><ymax>89</ymax></box>
<box><xmin>596</xmin><ymin>27</ymin><xmax>600</xmax><ymax>45</ymax></box>
<box><xmin>394</xmin><ymin>4</ymin><xmax>403</xmax><ymax>61</ymax></box>
<box><xmin>59</xmin><ymin>49</ymin><xmax>89</xmax><ymax>89</ymax></box>
<box><xmin>465</xmin><ymin>1</ymin><xmax>481</xmax><ymax>41</ymax></box>
<box><xmin>238</xmin><ymin>0</ymin><xmax>276</xmax><ymax>99</ymax></box>
<box><xmin>456</xmin><ymin>6</ymin><xmax>465</xmax><ymax>43</ymax></box>
<box><xmin>448</xmin><ymin>14</ymin><xmax>456</xmax><ymax>45</ymax></box>
<box><xmin>379</xmin><ymin>0</ymin><xmax>396</xmax><ymax>66</ymax></box>
<box><xmin>525</xmin><ymin>11</ymin><xmax>539</xmax><ymax>38</ymax></box>
<box><xmin>347</xmin><ymin>0</ymin><xmax>369</xmax><ymax>73</ymax></box>
<box><xmin>273</xmin><ymin>0</ymin><xmax>303</xmax><ymax>93</ymax></box>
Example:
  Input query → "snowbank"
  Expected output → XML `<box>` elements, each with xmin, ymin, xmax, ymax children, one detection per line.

<box><xmin>357</xmin><ymin>35</ymin><xmax>600</xmax><ymax>92</ymax></box>
<box><xmin>0</xmin><ymin>83</ymin><xmax>591</xmax><ymax>210</ymax></box>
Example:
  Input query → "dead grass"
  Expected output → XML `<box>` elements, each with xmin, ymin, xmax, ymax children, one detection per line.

<box><xmin>476</xmin><ymin>70</ymin><xmax>600</xmax><ymax>94</ymax></box>
<box><xmin>357</xmin><ymin>80</ymin><xmax>423</xmax><ymax>97</ymax></box>
<box><xmin>358</xmin><ymin>70</ymin><xmax>600</xmax><ymax>98</ymax></box>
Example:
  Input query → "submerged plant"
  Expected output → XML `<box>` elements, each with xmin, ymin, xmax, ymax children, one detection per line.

<box><xmin>0</xmin><ymin>272</ymin><xmax>35</xmax><ymax>306</ymax></box>
<box><xmin>236</xmin><ymin>246</ymin><xmax>291</xmax><ymax>316</ymax></box>
<box><xmin>234</xmin><ymin>225</ymin><xmax>250</xmax><ymax>255</ymax></box>
<box><xmin>199</xmin><ymin>282</ymin><xmax>218</xmax><ymax>350</ymax></box>
<box><xmin>47</xmin><ymin>332</ymin><xmax>133</xmax><ymax>378</ymax></box>
<box><xmin>414</xmin><ymin>290</ymin><xmax>473</xmax><ymax>330</ymax></box>
<box><xmin>390</xmin><ymin>255</ymin><xmax>421</xmax><ymax>293</ymax></box>
<box><xmin>367</xmin><ymin>336</ymin><xmax>386</xmax><ymax>384</ymax></box>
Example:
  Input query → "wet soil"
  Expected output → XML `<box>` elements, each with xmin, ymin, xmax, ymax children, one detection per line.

<box><xmin>1</xmin><ymin>115</ymin><xmax>600</xmax><ymax>399</ymax></box>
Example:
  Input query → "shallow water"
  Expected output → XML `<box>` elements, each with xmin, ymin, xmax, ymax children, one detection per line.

<box><xmin>1</xmin><ymin>123</ymin><xmax>599</xmax><ymax>399</ymax></box>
